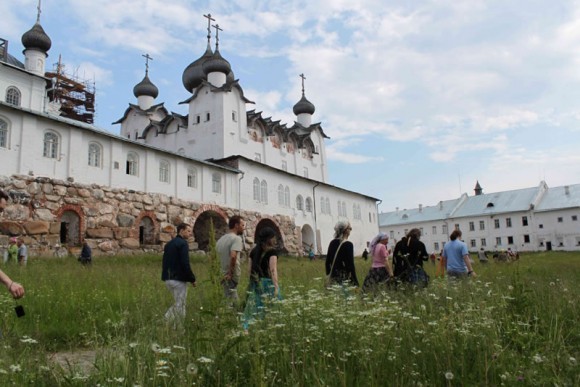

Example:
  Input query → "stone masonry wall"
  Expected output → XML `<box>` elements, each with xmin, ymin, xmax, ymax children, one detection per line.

<box><xmin>0</xmin><ymin>175</ymin><xmax>302</xmax><ymax>258</ymax></box>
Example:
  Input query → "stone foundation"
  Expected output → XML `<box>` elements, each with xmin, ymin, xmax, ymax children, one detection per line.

<box><xmin>0</xmin><ymin>175</ymin><xmax>301</xmax><ymax>257</ymax></box>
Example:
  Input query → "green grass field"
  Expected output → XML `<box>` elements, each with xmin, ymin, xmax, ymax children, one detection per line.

<box><xmin>0</xmin><ymin>251</ymin><xmax>577</xmax><ymax>386</ymax></box>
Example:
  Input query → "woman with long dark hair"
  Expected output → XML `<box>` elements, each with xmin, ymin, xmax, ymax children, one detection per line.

<box><xmin>242</xmin><ymin>227</ymin><xmax>280</xmax><ymax>329</ymax></box>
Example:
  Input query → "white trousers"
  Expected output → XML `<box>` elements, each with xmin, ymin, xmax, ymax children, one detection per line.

<box><xmin>164</xmin><ymin>280</ymin><xmax>188</xmax><ymax>322</ymax></box>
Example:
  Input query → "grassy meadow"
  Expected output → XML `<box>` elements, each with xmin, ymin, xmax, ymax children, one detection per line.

<box><xmin>0</xmin><ymin>251</ymin><xmax>577</xmax><ymax>386</ymax></box>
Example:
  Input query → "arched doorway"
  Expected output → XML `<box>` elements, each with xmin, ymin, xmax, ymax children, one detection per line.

<box><xmin>255</xmin><ymin>219</ymin><xmax>286</xmax><ymax>254</ymax></box>
<box><xmin>60</xmin><ymin>210</ymin><xmax>81</xmax><ymax>246</ymax></box>
<box><xmin>193</xmin><ymin>211</ymin><xmax>228</xmax><ymax>252</ymax></box>
<box><xmin>139</xmin><ymin>216</ymin><xmax>156</xmax><ymax>245</ymax></box>
<box><xmin>301</xmin><ymin>223</ymin><xmax>315</xmax><ymax>255</ymax></box>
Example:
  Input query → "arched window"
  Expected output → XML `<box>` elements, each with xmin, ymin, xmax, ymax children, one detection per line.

<box><xmin>284</xmin><ymin>186</ymin><xmax>290</xmax><ymax>207</ymax></box>
<box><xmin>43</xmin><ymin>131</ymin><xmax>59</xmax><ymax>159</ymax></box>
<box><xmin>88</xmin><ymin>142</ymin><xmax>102</xmax><ymax>167</ymax></box>
<box><xmin>342</xmin><ymin>201</ymin><xmax>347</xmax><ymax>217</ymax></box>
<box><xmin>296</xmin><ymin>195</ymin><xmax>304</xmax><ymax>211</ymax></box>
<box><xmin>337</xmin><ymin>201</ymin><xmax>342</xmax><ymax>216</ymax></box>
<box><xmin>159</xmin><ymin>160</ymin><xmax>170</xmax><ymax>183</ymax></box>
<box><xmin>212</xmin><ymin>173</ymin><xmax>221</xmax><ymax>193</ymax></box>
<box><xmin>260</xmin><ymin>180</ymin><xmax>268</xmax><ymax>204</ymax></box>
<box><xmin>278</xmin><ymin>184</ymin><xmax>285</xmax><ymax>205</ymax></box>
<box><xmin>320</xmin><ymin>196</ymin><xmax>326</xmax><ymax>214</ymax></box>
<box><xmin>126</xmin><ymin>152</ymin><xmax>139</xmax><ymax>176</ymax></box>
<box><xmin>305</xmin><ymin>197</ymin><xmax>312</xmax><ymax>212</ymax></box>
<box><xmin>5</xmin><ymin>87</ymin><xmax>21</xmax><ymax>106</ymax></box>
<box><xmin>187</xmin><ymin>167</ymin><xmax>197</xmax><ymax>188</ymax></box>
<box><xmin>325</xmin><ymin>198</ymin><xmax>331</xmax><ymax>215</ymax></box>
<box><xmin>253</xmin><ymin>178</ymin><xmax>260</xmax><ymax>201</ymax></box>
<box><xmin>0</xmin><ymin>118</ymin><xmax>8</xmax><ymax>148</ymax></box>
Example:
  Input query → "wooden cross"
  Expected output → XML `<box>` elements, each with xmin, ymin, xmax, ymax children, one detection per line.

<box><xmin>37</xmin><ymin>0</ymin><xmax>42</xmax><ymax>22</ymax></box>
<box><xmin>142</xmin><ymin>53</ymin><xmax>153</xmax><ymax>75</ymax></box>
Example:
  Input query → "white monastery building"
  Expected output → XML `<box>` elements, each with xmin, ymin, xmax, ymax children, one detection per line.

<box><xmin>0</xmin><ymin>9</ymin><xmax>379</xmax><ymax>256</ymax></box>
<box><xmin>379</xmin><ymin>181</ymin><xmax>580</xmax><ymax>253</ymax></box>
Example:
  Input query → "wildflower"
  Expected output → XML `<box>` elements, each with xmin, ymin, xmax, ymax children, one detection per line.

<box><xmin>156</xmin><ymin>360</ymin><xmax>168</xmax><ymax>367</ymax></box>
<box><xmin>197</xmin><ymin>356</ymin><xmax>213</xmax><ymax>364</ymax></box>
<box><xmin>0</xmin><ymin>369</ymin><xmax>7</xmax><ymax>374</ymax></box>
<box><xmin>549</xmin><ymin>282</ymin><xmax>555</xmax><ymax>286</ymax></box>
<box><xmin>114</xmin><ymin>377</ymin><xmax>125</xmax><ymax>383</ymax></box>
<box><xmin>9</xmin><ymin>364</ymin><xmax>21</xmax><ymax>373</ymax></box>
<box><xmin>20</xmin><ymin>336</ymin><xmax>38</xmax><ymax>344</ymax></box>
<box><xmin>569</xmin><ymin>357</ymin><xmax>577</xmax><ymax>366</ymax></box>
<box><xmin>187</xmin><ymin>363</ymin><xmax>198</xmax><ymax>375</ymax></box>
<box><xmin>508</xmin><ymin>285</ymin><xmax>514</xmax><ymax>290</ymax></box>
<box><xmin>172</xmin><ymin>345</ymin><xmax>186</xmax><ymax>350</ymax></box>
<box><xmin>151</xmin><ymin>343</ymin><xmax>161</xmax><ymax>352</ymax></box>
<box><xmin>129</xmin><ymin>342</ymin><xmax>138</xmax><ymax>348</ymax></box>
<box><xmin>445</xmin><ymin>371</ymin><xmax>454</xmax><ymax>380</ymax></box>
<box><xmin>533</xmin><ymin>354</ymin><xmax>543</xmax><ymax>363</ymax></box>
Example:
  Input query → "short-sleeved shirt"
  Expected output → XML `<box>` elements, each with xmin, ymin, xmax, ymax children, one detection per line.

<box><xmin>216</xmin><ymin>232</ymin><xmax>243</xmax><ymax>282</ymax></box>
<box><xmin>371</xmin><ymin>244</ymin><xmax>388</xmax><ymax>268</ymax></box>
<box><xmin>18</xmin><ymin>244</ymin><xmax>28</xmax><ymax>262</ymax></box>
<box><xmin>443</xmin><ymin>239</ymin><xmax>469</xmax><ymax>272</ymax></box>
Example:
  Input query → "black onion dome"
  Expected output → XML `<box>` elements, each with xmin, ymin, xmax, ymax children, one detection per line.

<box><xmin>293</xmin><ymin>95</ymin><xmax>316</xmax><ymax>115</ymax></box>
<box><xmin>202</xmin><ymin>49</ymin><xmax>231</xmax><ymax>76</ymax></box>
<box><xmin>182</xmin><ymin>45</ymin><xmax>213</xmax><ymax>92</ymax></box>
<box><xmin>133</xmin><ymin>75</ymin><xmax>159</xmax><ymax>98</ymax></box>
<box><xmin>21</xmin><ymin>22</ymin><xmax>52</xmax><ymax>52</ymax></box>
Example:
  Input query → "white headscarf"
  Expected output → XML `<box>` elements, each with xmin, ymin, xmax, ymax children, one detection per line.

<box><xmin>369</xmin><ymin>232</ymin><xmax>389</xmax><ymax>256</ymax></box>
<box><xmin>333</xmin><ymin>220</ymin><xmax>351</xmax><ymax>240</ymax></box>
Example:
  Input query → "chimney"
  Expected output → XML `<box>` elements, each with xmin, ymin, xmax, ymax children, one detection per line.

<box><xmin>564</xmin><ymin>186</ymin><xmax>570</xmax><ymax>195</ymax></box>
<box><xmin>395</xmin><ymin>207</ymin><xmax>399</xmax><ymax>215</ymax></box>
<box><xmin>419</xmin><ymin>204</ymin><xmax>423</xmax><ymax>212</ymax></box>
<box><xmin>439</xmin><ymin>201</ymin><xmax>443</xmax><ymax>210</ymax></box>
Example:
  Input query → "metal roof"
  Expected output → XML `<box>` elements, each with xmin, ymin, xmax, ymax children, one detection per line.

<box><xmin>378</xmin><ymin>197</ymin><xmax>464</xmax><ymax>226</ymax></box>
<box><xmin>535</xmin><ymin>184</ymin><xmax>580</xmax><ymax>211</ymax></box>
<box><xmin>452</xmin><ymin>186</ymin><xmax>539</xmax><ymax>218</ymax></box>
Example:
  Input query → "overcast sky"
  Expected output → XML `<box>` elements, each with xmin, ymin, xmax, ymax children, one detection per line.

<box><xmin>2</xmin><ymin>0</ymin><xmax>580</xmax><ymax>213</ymax></box>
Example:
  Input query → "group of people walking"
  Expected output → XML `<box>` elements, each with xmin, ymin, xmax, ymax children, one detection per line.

<box><xmin>161</xmin><ymin>216</ymin><xmax>281</xmax><ymax>329</ymax></box>
<box><xmin>324</xmin><ymin>222</ymin><xmax>477</xmax><ymax>292</ymax></box>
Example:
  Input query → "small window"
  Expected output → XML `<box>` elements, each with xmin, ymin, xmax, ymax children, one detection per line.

<box><xmin>432</xmin><ymin>226</ymin><xmax>437</xmax><ymax>235</ymax></box>
<box><xmin>494</xmin><ymin>219</ymin><xmax>500</xmax><ymax>229</ymax></box>
<box><xmin>212</xmin><ymin>173</ymin><xmax>221</xmax><ymax>193</ymax></box>
<box><xmin>253</xmin><ymin>178</ymin><xmax>260</xmax><ymax>201</ymax></box>
<box><xmin>557</xmin><ymin>217</ymin><xmax>563</xmax><ymax>223</ymax></box>
<box><xmin>402</xmin><ymin>214</ymin><xmax>408</xmax><ymax>220</ymax></box>
<box><xmin>507</xmin><ymin>236</ymin><xmax>514</xmax><ymax>244</ymax></box>
<box><xmin>114</xmin><ymin>161</ymin><xmax>120</xmax><ymax>169</ymax></box>
<box><xmin>88</xmin><ymin>142</ymin><xmax>102</xmax><ymax>167</ymax></box>
<box><xmin>434</xmin><ymin>242</ymin><xmax>439</xmax><ymax>251</ymax></box>
<box><xmin>278</xmin><ymin>185</ymin><xmax>285</xmax><ymax>206</ymax></box>
<box><xmin>187</xmin><ymin>168</ymin><xmax>197</xmax><ymax>188</ymax></box>
<box><xmin>43</xmin><ymin>131</ymin><xmax>59</xmax><ymax>159</ymax></box>
<box><xmin>524</xmin><ymin>235</ymin><xmax>530</xmax><ymax>243</ymax></box>
<box><xmin>496</xmin><ymin>237</ymin><xmax>501</xmax><ymax>246</ymax></box>
<box><xmin>442</xmin><ymin>224</ymin><xmax>448</xmax><ymax>234</ymax></box>
<box><xmin>479</xmin><ymin>220</ymin><xmax>485</xmax><ymax>230</ymax></box>
<box><xmin>486</xmin><ymin>202</ymin><xmax>494</xmax><ymax>208</ymax></box>
<box><xmin>126</xmin><ymin>153</ymin><xmax>138</xmax><ymax>176</ymax></box>
<box><xmin>5</xmin><ymin>86</ymin><xmax>21</xmax><ymax>106</ymax></box>
<box><xmin>196</xmin><ymin>115</ymin><xmax>201</xmax><ymax>124</ymax></box>
<box><xmin>232</xmin><ymin>111</ymin><xmax>237</xmax><ymax>122</ymax></box>
<box><xmin>0</xmin><ymin>118</ymin><xmax>8</xmax><ymax>148</ymax></box>
<box><xmin>506</xmin><ymin>218</ymin><xmax>512</xmax><ymax>228</ymax></box>
<box><xmin>469</xmin><ymin>222</ymin><xmax>474</xmax><ymax>231</ymax></box>
<box><xmin>159</xmin><ymin>160</ymin><xmax>170</xmax><ymax>183</ymax></box>
<box><xmin>205</xmin><ymin>112</ymin><xmax>211</xmax><ymax>122</ymax></box>
<box><xmin>284</xmin><ymin>186</ymin><xmax>290</xmax><ymax>207</ymax></box>
<box><xmin>260</xmin><ymin>180</ymin><xmax>268</xmax><ymax>204</ymax></box>
<box><xmin>573</xmin><ymin>215</ymin><xmax>578</xmax><ymax>221</ymax></box>
<box><xmin>539</xmin><ymin>224</ymin><xmax>543</xmax><ymax>229</ymax></box>
<box><xmin>296</xmin><ymin>195</ymin><xmax>304</xmax><ymax>211</ymax></box>
<box><xmin>522</xmin><ymin>216</ymin><xmax>528</xmax><ymax>226</ymax></box>
<box><xmin>470</xmin><ymin>239</ymin><xmax>476</xmax><ymax>248</ymax></box>
<box><xmin>305</xmin><ymin>197</ymin><xmax>312</xmax><ymax>212</ymax></box>
<box><xmin>390</xmin><ymin>231</ymin><xmax>394</xmax><ymax>239</ymax></box>
<box><xmin>481</xmin><ymin>238</ymin><xmax>487</xmax><ymax>247</ymax></box>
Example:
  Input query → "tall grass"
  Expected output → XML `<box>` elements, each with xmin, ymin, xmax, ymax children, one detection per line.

<box><xmin>0</xmin><ymin>252</ymin><xmax>577</xmax><ymax>386</ymax></box>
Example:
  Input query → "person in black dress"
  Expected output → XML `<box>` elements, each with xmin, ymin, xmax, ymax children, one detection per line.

<box><xmin>325</xmin><ymin>220</ymin><xmax>359</xmax><ymax>287</ymax></box>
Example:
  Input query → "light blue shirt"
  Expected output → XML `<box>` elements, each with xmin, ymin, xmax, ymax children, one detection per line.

<box><xmin>443</xmin><ymin>239</ymin><xmax>468</xmax><ymax>273</ymax></box>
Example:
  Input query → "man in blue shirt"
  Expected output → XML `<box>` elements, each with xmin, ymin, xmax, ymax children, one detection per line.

<box><xmin>162</xmin><ymin>223</ymin><xmax>196</xmax><ymax>325</ymax></box>
<box><xmin>442</xmin><ymin>230</ymin><xmax>476</xmax><ymax>279</ymax></box>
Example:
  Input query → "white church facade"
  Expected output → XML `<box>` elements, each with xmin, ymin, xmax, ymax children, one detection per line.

<box><xmin>379</xmin><ymin>181</ymin><xmax>580</xmax><ymax>253</ymax></box>
<box><xmin>0</xmin><ymin>10</ymin><xmax>379</xmax><ymax>257</ymax></box>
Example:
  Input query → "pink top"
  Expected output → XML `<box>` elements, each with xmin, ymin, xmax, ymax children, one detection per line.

<box><xmin>371</xmin><ymin>244</ymin><xmax>390</xmax><ymax>268</ymax></box>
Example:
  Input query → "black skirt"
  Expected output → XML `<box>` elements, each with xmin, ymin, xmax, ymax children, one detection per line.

<box><xmin>362</xmin><ymin>267</ymin><xmax>391</xmax><ymax>292</ymax></box>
